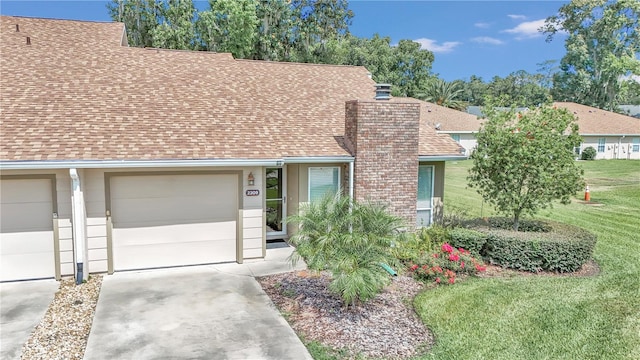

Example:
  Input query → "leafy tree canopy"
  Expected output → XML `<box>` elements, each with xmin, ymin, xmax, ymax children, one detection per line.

<box><xmin>542</xmin><ymin>0</ymin><xmax>640</xmax><ymax>111</ymax></box>
<box><xmin>468</xmin><ymin>100</ymin><xmax>584</xmax><ymax>231</ymax></box>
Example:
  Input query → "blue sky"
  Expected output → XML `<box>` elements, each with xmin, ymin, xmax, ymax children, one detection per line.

<box><xmin>0</xmin><ymin>0</ymin><xmax>569</xmax><ymax>81</ymax></box>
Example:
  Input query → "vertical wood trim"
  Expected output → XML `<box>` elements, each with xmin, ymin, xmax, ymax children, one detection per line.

<box><xmin>237</xmin><ymin>209</ymin><xmax>243</xmax><ymax>264</ymax></box>
<box><xmin>52</xmin><ymin>216</ymin><xmax>61</xmax><ymax>280</ymax></box>
<box><xmin>262</xmin><ymin>210</ymin><xmax>267</xmax><ymax>258</ymax></box>
<box><xmin>106</xmin><ymin>214</ymin><xmax>114</xmax><ymax>274</ymax></box>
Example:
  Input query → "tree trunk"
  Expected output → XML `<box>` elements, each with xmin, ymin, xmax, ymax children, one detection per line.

<box><xmin>513</xmin><ymin>211</ymin><xmax>520</xmax><ymax>231</ymax></box>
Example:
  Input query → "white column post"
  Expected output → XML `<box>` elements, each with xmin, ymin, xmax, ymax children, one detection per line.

<box><xmin>70</xmin><ymin>168</ymin><xmax>88</xmax><ymax>284</ymax></box>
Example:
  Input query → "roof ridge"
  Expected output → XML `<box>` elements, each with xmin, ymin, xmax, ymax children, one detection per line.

<box><xmin>1</xmin><ymin>15</ymin><xmax>121</xmax><ymax>25</ymax></box>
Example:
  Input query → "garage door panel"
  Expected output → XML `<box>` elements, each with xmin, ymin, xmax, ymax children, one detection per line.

<box><xmin>112</xmin><ymin>198</ymin><xmax>232</xmax><ymax>227</ymax></box>
<box><xmin>114</xmin><ymin>240</ymin><xmax>236</xmax><ymax>270</ymax></box>
<box><xmin>0</xmin><ymin>202</ymin><xmax>53</xmax><ymax>232</ymax></box>
<box><xmin>0</xmin><ymin>252</ymin><xmax>55</xmax><ymax>282</ymax></box>
<box><xmin>113</xmin><ymin>221</ymin><xmax>235</xmax><ymax>247</ymax></box>
<box><xmin>111</xmin><ymin>174</ymin><xmax>239</xmax><ymax>270</ymax></box>
<box><xmin>0</xmin><ymin>179</ymin><xmax>52</xmax><ymax>203</ymax></box>
<box><xmin>0</xmin><ymin>231</ymin><xmax>54</xmax><ymax>255</ymax></box>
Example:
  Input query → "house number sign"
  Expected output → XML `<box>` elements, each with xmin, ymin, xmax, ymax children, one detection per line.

<box><xmin>245</xmin><ymin>189</ymin><xmax>260</xmax><ymax>196</ymax></box>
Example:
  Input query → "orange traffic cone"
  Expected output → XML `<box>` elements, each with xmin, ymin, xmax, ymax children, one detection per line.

<box><xmin>584</xmin><ymin>185</ymin><xmax>590</xmax><ymax>202</ymax></box>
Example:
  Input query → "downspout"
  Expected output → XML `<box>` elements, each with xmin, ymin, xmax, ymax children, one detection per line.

<box><xmin>349</xmin><ymin>161</ymin><xmax>354</xmax><ymax>200</ymax></box>
<box><xmin>70</xmin><ymin>169</ymin><xmax>88</xmax><ymax>285</ymax></box>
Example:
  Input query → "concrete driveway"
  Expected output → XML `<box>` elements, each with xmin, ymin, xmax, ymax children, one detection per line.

<box><xmin>0</xmin><ymin>279</ymin><xmax>59</xmax><ymax>360</ymax></box>
<box><xmin>84</xmin><ymin>249</ymin><xmax>312</xmax><ymax>360</ymax></box>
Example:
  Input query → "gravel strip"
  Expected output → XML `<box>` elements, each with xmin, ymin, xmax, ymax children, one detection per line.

<box><xmin>258</xmin><ymin>272</ymin><xmax>433</xmax><ymax>359</ymax></box>
<box><xmin>20</xmin><ymin>275</ymin><xmax>102</xmax><ymax>360</ymax></box>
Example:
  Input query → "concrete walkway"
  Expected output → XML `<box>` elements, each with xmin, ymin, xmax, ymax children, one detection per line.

<box><xmin>0</xmin><ymin>279</ymin><xmax>59</xmax><ymax>360</ymax></box>
<box><xmin>84</xmin><ymin>246</ymin><xmax>311</xmax><ymax>360</ymax></box>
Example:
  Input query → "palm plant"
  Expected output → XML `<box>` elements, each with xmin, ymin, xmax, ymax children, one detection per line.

<box><xmin>287</xmin><ymin>194</ymin><xmax>405</xmax><ymax>307</ymax></box>
<box><xmin>419</xmin><ymin>78</ymin><xmax>467</xmax><ymax>111</ymax></box>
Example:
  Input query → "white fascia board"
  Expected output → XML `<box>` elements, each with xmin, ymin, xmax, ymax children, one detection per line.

<box><xmin>283</xmin><ymin>156</ymin><xmax>354</xmax><ymax>164</ymax></box>
<box><xmin>419</xmin><ymin>155</ymin><xmax>468</xmax><ymax>161</ymax></box>
<box><xmin>437</xmin><ymin>130</ymin><xmax>478</xmax><ymax>134</ymax></box>
<box><xmin>0</xmin><ymin>159</ymin><xmax>283</xmax><ymax>170</ymax></box>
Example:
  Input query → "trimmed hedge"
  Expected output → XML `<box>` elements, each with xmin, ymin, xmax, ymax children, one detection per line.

<box><xmin>479</xmin><ymin>221</ymin><xmax>596</xmax><ymax>273</ymax></box>
<box><xmin>449</xmin><ymin>228</ymin><xmax>487</xmax><ymax>254</ymax></box>
<box><xmin>487</xmin><ymin>217</ymin><xmax>552</xmax><ymax>232</ymax></box>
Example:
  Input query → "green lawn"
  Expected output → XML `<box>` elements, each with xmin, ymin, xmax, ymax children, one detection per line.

<box><xmin>413</xmin><ymin>160</ymin><xmax>640</xmax><ymax>360</ymax></box>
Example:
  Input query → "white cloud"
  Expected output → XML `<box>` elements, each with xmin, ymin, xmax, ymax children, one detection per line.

<box><xmin>619</xmin><ymin>74</ymin><xmax>640</xmax><ymax>83</ymax></box>
<box><xmin>503</xmin><ymin>19</ymin><xmax>546</xmax><ymax>39</ymax></box>
<box><xmin>507</xmin><ymin>14</ymin><xmax>527</xmax><ymax>20</ymax></box>
<box><xmin>474</xmin><ymin>22</ymin><xmax>491</xmax><ymax>29</ymax></box>
<box><xmin>413</xmin><ymin>38</ymin><xmax>461</xmax><ymax>53</ymax></box>
<box><xmin>471</xmin><ymin>36</ymin><xmax>505</xmax><ymax>45</ymax></box>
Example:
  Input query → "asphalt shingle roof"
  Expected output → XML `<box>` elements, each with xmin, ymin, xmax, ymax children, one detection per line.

<box><xmin>554</xmin><ymin>102</ymin><xmax>640</xmax><ymax>136</ymax></box>
<box><xmin>0</xmin><ymin>16</ymin><xmax>463</xmax><ymax>162</ymax></box>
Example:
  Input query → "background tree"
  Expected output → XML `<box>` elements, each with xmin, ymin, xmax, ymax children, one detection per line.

<box><xmin>108</xmin><ymin>0</ymin><xmax>161</xmax><ymax>47</ymax></box>
<box><xmin>459</xmin><ymin>75</ymin><xmax>488</xmax><ymax>106</ymax></box>
<box><xmin>151</xmin><ymin>0</ymin><xmax>198</xmax><ymax>50</ymax></box>
<box><xmin>252</xmin><ymin>0</ymin><xmax>294</xmax><ymax>60</ymax></box>
<box><xmin>107</xmin><ymin>0</ymin><xmax>435</xmax><ymax>96</ymax></box>
<box><xmin>196</xmin><ymin>0</ymin><xmax>258</xmax><ymax>57</ymax></box>
<box><xmin>542</xmin><ymin>0</ymin><xmax>640</xmax><ymax>111</ymax></box>
<box><xmin>468</xmin><ymin>103</ymin><xmax>584</xmax><ymax>231</ymax></box>
<box><xmin>418</xmin><ymin>78</ymin><xmax>467</xmax><ymax>110</ymax></box>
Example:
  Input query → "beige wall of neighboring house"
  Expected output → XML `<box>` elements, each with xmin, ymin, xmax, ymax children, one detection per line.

<box><xmin>578</xmin><ymin>136</ymin><xmax>640</xmax><ymax>160</ymax></box>
<box><xmin>447</xmin><ymin>133</ymin><xmax>478</xmax><ymax>156</ymax></box>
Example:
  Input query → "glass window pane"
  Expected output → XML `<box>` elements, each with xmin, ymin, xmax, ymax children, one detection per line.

<box><xmin>266</xmin><ymin>200</ymin><xmax>283</xmax><ymax>232</ymax></box>
<box><xmin>417</xmin><ymin>166</ymin><xmax>433</xmax><ymax>209</ymax></box>
<box><xmin>417</xmin><ymin>210</ymin><xmax>431</xmax><ymax>227</ymax></box>
<box><xmin>266</xmin><ymin>168</ymin><xmax>282</xmax><ymax>199</ymax></box>
<box><xmin>309</xmin><ymin>167</ymin><xmax>339</xmax><ymax>202</ymax></box>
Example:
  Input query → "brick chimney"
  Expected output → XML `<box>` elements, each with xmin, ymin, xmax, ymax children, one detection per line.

<box><xmin>345</xmin><ymin>91</ymin><xmax>421</xmax><ymax>226</ymax></box>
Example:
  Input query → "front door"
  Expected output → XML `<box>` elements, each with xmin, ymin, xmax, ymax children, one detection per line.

<box><xmin>265</xmin><ymin>168</ymin><xmax>286</xmax><ymax>239</ymax></box>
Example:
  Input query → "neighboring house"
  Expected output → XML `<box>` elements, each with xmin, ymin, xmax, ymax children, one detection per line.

<box><xmin>0</xmin><ymin>16</ymin><xmax>465</xmax><ymax>282</ymax></box>
<box><xmin>437</xmin><ymin>103</ymin><xmax>640</xmax><ymax>160</ymax></box>
<box><xmin>423</xmin><ymin>103</ymin><xmax>486</xmax><ymax>155</ymax></box>
<box><xmin>619</xmin><ymin>105</ymin><xmax>640</xmax><ymax>119</ymax></box>
<box><xmin>557</xmin><ymin>102</ymin><xmax>640</xmax><ymax>160</ymax></box>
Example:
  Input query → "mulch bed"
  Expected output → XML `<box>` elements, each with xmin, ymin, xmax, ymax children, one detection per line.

<box><xmin>257</xmin><ymin>271</ymin><xmax>433</xmax><ymax>360</ymax></box>
<box><xmin>258</xmin><ymin>260</ymin><xmax>600</xmax><ymax>359</ymax></box>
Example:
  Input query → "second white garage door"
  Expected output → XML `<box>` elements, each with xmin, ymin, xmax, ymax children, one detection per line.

<box><xmin>0</xmin><ymin>178</ymin><xmax>55</xmax><ymax>282</ymax></box>
<box><xmin>110</xmin><ymin>174</ymin><xmax>239</xmax><ymax>270</ymax></box>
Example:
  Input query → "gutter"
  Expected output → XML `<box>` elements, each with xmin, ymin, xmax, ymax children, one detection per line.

<box><xmin>0</xmin><ymin>159</ymin><xmax>283</xmax><ymax>170</ymax></box>
<box><xmin>419</xmin><ymin>155</ymin><xmax>468</xmax><ymax>161</ymax></box>
<box><xmin>282</xmin><ymin>156</ymin><xmax>354</xmax><ymax>164</ymax></box>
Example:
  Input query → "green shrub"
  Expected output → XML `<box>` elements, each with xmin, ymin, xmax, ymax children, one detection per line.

<box><xmin>438</xmin><ymin>205</ymin><xmax>471</xmax><ymax>228</ymax></box>
<box><xmin>391</xmin><ymin>226</ymin><xmax>449</xmax><ymax>263</ymax></box>
<box><xmin>288</xmin><ymin>194</ymin><xmax>404</xmax><ymax>307</ymax></box>
<box><xmin>479</xmin><ymin>221</ymin><xmax>596</xmax><ymax>272</ymax></box>
<box><xmin>449</xmin><ymin>228</ymin><xmax>487</xmax><ymax>254</ymax></box>
<box><xmin>581</xmin><ymin>146</ymin><xmax>597</xmax><ymax>160</ymax></box>
<box><xmin>487</xmin><ymin>217</ymin><xmax>552</xmax><ymax>232</ymax></box>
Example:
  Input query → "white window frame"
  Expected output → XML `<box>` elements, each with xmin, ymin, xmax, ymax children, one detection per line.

<box><xmin>597</xmin><ymin>138</ymin><xmax>606</xmax><ymax>153</ymax></box>
<box><xmin>308</xmin><ymin>166</ymin><xmax>341</xmax><ymax>203</ymax></box>
<box><xmin>417</xmin><ymin>164</ymin><xmax>434</xmax><ymax>228</ymax></box>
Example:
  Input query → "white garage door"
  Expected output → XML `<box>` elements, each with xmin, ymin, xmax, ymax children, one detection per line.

<box><xmin>111</xmin><ymin>174</ymin><xmax>238</xmax><ymax>270</ymax></box>
<box><xmin>0</xmin><ymin>178</ymin><xmax>55</xmax><ymax>281</ymax></box>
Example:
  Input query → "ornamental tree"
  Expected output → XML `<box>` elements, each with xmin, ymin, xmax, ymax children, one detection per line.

<box><xmin>468</xmin><ymin>103</ymin><xmax>584</xmax><ymax>231</ymax></box>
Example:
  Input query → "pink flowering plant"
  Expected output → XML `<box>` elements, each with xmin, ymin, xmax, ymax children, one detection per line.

<box><xmin>408</xmin><ymin>242</ymin><xmax>486</xmax><ymax>285</ymax></box>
